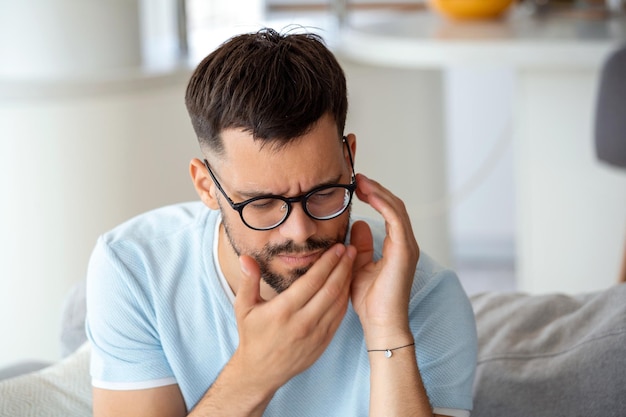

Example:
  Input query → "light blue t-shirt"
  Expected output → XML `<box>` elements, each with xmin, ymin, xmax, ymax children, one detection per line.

<box><xmin>86</xmin><ymin>202</ymin><xmax>477</xmax><ymax>415</ymax></box>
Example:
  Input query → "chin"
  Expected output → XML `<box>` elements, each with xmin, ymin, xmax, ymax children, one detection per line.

<box><xmin>261</xmin><ymin>265</ymin><xmax>311</xmax><ymax>294</ymax></box>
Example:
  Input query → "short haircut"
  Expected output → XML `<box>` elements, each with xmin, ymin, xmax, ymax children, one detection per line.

<box><xmin>185</xmin><ymin>28</ymin><xmax>348</xmax><ymax>156</ymax></box>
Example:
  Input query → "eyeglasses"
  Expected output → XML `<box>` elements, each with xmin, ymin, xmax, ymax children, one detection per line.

<box><xmin>204</xmin><ymin>136</ymin><xmax>356</xmax><ymax>231</ymax></box>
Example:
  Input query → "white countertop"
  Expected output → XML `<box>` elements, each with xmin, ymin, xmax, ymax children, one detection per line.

<box><xmin>337</xmin><ymin>8</ymin><xmax>626</xmax><ymax>69</ymax></box>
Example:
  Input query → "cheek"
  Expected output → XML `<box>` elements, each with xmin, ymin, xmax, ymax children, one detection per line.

<box><xmin>221</xmin><ymin>209</ymin><xmax>270</xmax><ymax>253</ymax></box>
<box><xmin>323</xmin><ymin>211</ymin><xmax>351</xmax><ymax>242</ymax></box>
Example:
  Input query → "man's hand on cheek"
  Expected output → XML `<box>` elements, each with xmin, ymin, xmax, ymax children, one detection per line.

<box><xmin>350</xmin><ymin>174</ymin><xmax>419</xmax><ymax>346</ymax></box>
<box><xmin>232</xmin><ymin>243</ymin><xmax>356</xmax><ymax>393</ymax></box>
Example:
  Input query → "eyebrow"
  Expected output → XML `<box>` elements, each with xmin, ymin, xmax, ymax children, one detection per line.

<box><xmin>234</xmin><ymin>173</ymin><xmax>345</xmax><ymax>200</ymax></box>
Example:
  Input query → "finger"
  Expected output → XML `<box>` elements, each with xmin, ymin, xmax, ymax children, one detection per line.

<box><xmin>356</xmin><ymin>174</ymin><xmax>414</xmax><ymax>241</ymax></box>
<box><xmin>300</xmin><ymin>244</ymin><xmax>355</xmax><ymax>317</ymax></box>
<box><xmin>355</xmin><ymin>174</ymin><xmax>419</xmax><ymax>265</ymax></box>
<box><xmin>281</xmin><ymin>243</ymin><xmax>347</xmax><ymax>310</ymax></box>
<box><xmin>356</xmin><ymin>174</ymin><xmax>399</xmax><ymax>216</ymax></box>
<box><xmin>350</xmin><ymin>220</ymin><xmax>374</xmax><ymax>271</ymax></box>
<box><xmin>235</xmin><ymin>255</ymin><xmax>263</xmax><ymax>315</ymax></box>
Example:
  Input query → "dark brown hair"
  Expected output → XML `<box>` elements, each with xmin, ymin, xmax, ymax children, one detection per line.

<box><xmin>185</xmin><ymin>28</ymin><xmax>348</xmax><ymax>155</ymax></box>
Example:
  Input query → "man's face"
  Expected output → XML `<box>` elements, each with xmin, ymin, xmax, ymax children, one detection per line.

<box><xmin>210</xmin><ymin>115</ymin><xmax>354</xmax><ymax>294</ymax></box>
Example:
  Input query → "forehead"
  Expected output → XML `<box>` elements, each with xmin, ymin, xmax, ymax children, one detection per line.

<box><xmin>216</xmin><ymin>117</ymin><xmax>344</xmax><ymax>192</ymax></box>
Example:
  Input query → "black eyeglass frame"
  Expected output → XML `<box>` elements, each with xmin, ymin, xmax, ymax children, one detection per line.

<box><xmin>203</xmin><ymin>136</ymin><xmax>357</xmax><ymax>231</ymax></box>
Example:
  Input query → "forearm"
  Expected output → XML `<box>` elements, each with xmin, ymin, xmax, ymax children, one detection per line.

<box><xmin>189</xmin><ymin>356</ymin><xmax>276</xmax><ymax>417</ymax></box>
<box><xmin>367</xmin><ymin>338</ymin><xmax>433</xmax><ymax>417</ymax></box>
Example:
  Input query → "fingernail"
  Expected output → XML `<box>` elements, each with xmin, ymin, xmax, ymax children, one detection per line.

<box><xmin>335</xmin><ymin>244</ymin><xmax>346</xmax><ymax>257</ymax></box>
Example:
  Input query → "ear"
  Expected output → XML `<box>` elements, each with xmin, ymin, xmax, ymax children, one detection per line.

<box><xmin>190</xmin><ymin>158</ymin><xmax>220</xmax><ymax>210</ymax></box>
<box><xmin>344</xmin><ymin>133</ymin><xmax>357</xmax><ymax>166</ymax></box>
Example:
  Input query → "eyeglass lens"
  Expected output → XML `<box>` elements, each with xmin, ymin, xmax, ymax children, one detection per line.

<box><xmin>241</xmin><ymin>186</ymin><xmax>352</xmax><ymax>230</ymax></box>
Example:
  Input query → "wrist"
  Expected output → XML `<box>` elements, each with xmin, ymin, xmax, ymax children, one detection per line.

<box><xmin>362</xmin><ymin>325</ymin><xmax>413</xmax><ymax>352</ymax></box>
<box><xmin>367</xmin><ymin>341</ymin><xmax>415</xmax><ymax>358</ymax></box>
<box><xmin>230</xmin><ymin>349</ymin><xmax>283</xmax><ymax>397</ymax></box>
<box><xmin>204</xmin><ymin>350</ymin><xmax>277</xmax><ymax>414</ymax></box>
<box><xmin>356</xmin><ymin>300</ymin><xmax>413</xmax><ymax>351</ymax></box>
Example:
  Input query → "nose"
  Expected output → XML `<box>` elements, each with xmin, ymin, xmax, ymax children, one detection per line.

<box><xmin>278</xmin><ymin>201</ymin><xmax>317</xmax><ymax>244</ymax></box>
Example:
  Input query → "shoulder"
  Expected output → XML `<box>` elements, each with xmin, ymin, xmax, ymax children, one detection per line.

<box><xmin>89</xmin><ymin>201</ymin><xmax>220</xmax><ymax>293</ymax></box>
<box><xmin>101</xmin><ymin>201</ymin><xmax>214</xmax><ymax>246</ymax></box>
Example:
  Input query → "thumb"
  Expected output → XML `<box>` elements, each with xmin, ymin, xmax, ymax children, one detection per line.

<box><xmin>350</xmin><ymin>220</ymin><xmax>374</xmax><ymax>271</ymax></box>
<box><xmin>235</xmin><ymin>255</ymin><xmax>263</xmax><ymax>312</ymax></box>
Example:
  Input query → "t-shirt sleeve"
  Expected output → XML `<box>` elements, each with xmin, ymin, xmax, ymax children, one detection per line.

<box><xmin>85</xmin><ymin>236</ymin><xmax>176</xmax><ymax>390</ymax></box>
<box><xmin>410</xmin><ymin>266</ymin><xmax>477</xmax><ymax>412</ymax></box>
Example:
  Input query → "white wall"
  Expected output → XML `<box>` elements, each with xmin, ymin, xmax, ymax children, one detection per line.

<box><xmin>514</xmin><ymin>68</ymin><xmax>626</xmax><ymax>293</ymax></box>
<box><xmin>445</xmin><ymin>68</ymin><xmax>516</xmax><ymax>264</ymax></box>
<box><xmin>0</xmin><ymin>79</ymin><xmax>200</xmax><ymax>368</ymax></box>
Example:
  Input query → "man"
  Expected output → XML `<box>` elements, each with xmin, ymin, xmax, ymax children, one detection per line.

<box><xmin>86</xmin><ymin>28</ymin><xmax>477</xmax><ymax>417</ymax></box>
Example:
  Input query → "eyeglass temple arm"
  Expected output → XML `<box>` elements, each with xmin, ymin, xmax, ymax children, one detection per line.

<box><xmin>342</xmin><ymin>136</ymin><xmax>356</xmax><ymax>180</ymax></box>
<box><xmin>203</xmin><ymin>159</ymin><xmax>238</xmax><ymax>207</ymax></box>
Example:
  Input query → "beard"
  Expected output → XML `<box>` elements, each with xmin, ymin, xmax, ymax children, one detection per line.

<box><xmin>220</xmin><ymin>208</ymin><xmax>351</xmax><ymax>294</ymax></box>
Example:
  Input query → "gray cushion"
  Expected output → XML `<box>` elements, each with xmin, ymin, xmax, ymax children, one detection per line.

<box><xmin>470</xmin><ymin>284</ymin><xmax>626</xmax><ymax>417</ymax></box>
<box><xmin>0</xmin><ymin>361</ymin><xmax>52</xmax><ymax>381</ymax></box>
<box><xmin>0</xmin><ymin>280</ymin><xmax>86</xmax><ymax>382</ymax></box>
<box><xmin>0</xmin><ymin>343</ymin><xmax>91</xmax><ymax>416</ymax></box>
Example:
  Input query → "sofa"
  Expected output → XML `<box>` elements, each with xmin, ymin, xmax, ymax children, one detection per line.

<box><xmin>1</xmin><ymin>281</ymin><xmax>625</xmax><ymax>417</ymax></box>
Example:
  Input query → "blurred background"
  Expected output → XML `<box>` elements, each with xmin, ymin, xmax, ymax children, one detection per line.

<box><xmin>1</xmin><ymin>0</ymin><xmax>625</xmax><ymax>369</ymax></box>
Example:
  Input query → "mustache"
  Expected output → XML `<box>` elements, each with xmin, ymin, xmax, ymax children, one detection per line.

<box><xmin>262</xmin><ymin>237</ymin><xmax>335</xmax><ymax>259</ymax></box>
